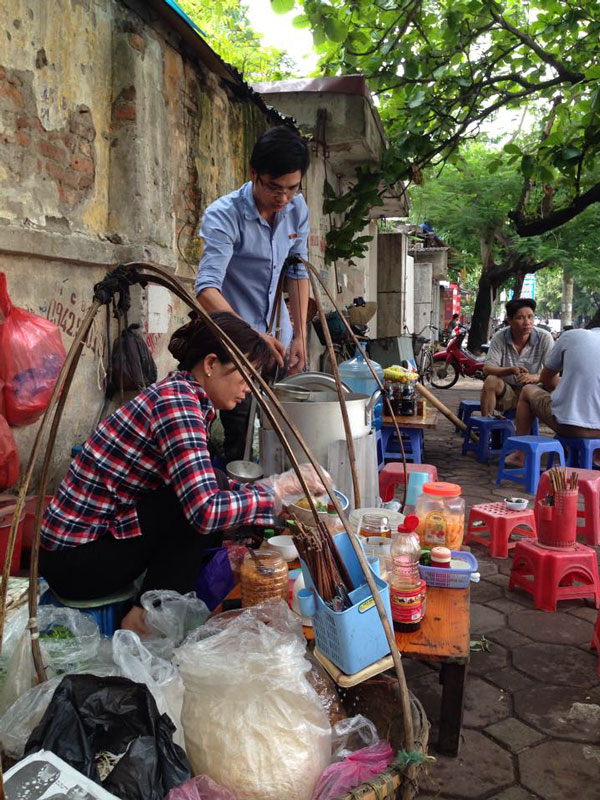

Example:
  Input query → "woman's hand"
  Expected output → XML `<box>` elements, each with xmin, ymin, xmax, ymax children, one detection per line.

<box><xmin>120</xmin><ymin>605</ymin><xmax>153</xmax><ymax>637</ymax></box>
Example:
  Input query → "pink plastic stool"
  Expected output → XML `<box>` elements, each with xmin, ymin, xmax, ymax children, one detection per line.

<box><xmin>535</xmin><ymin>467</ymin><xmax>600</xmax><ymax>546</ymax></box>
<box><xmin>378</xmin><ymin>463</ymin><xmax>438</xmax><ymax>503</ymax></box>
<box><xmin>466</xmin><ymin>502</ymin><xmax>537</xmax><ymax>559</ymax></box>
<box><xmin>509</xmin><ymin>540</ymin><xmax>600</xmax><ymax>612</ymax></box>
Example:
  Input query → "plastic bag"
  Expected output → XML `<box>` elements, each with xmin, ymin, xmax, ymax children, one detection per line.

<box><xmin>331</xmin><ymin>714</ymin><xmax>380</xmax><ymax>760</ymax></box>
<box><xmin>0</xmin><ymin>607</ymin><xmax>35</xmax><ymax>715</ymax></box>
<box><xmin>0</xmin><ymin>272</ymin><xmax>66</xmax><ymax>426</ymax></box>
<box><xmin>0</xmin><ymin>414</ymin><xmax>19</xmax><ymax>489</ymax></box>
<box><xmin>165</xmin><ymin>775</ymin><xmax>237</xmax><ymax>800</ymax></box>
<box><xmin>311</xmin><ymin>740</ymin><xmax>394</xmax><ymax>800</ymax></box>
<box><xmin>25</xmin><ymin>673</ymin><xmax>191</xmax><ymax>800</ymax></box>
<box><xmin>194</xmin><ymin>547</ymin><xmax>234</xmax><ymax>611</ymax></box>
<box><xmin>175</xmin><ymin>600</ymin><xmax>331</xmax><ymax>800</ymax></box>
<box><xmin>141</xmin><ymin>590</ymin><xmax>210</xmax><ymax>646</ymax></box>
<box><xmin>112</xmin><ymin>629</ymin><xmax>185</xmax><ymax>747</ymax></box>
<box><xmin>107</xmin><ymin>323</ymin><xmax>157</xmax><ymax>396</ymax></box>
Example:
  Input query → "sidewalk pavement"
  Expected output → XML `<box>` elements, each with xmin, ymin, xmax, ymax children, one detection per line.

<box><xmin>411</xmin><ymin>379</ymin><xmax>600</xmax><ymax>800</ymax></box>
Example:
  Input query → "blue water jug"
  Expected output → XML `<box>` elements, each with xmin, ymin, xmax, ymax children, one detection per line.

<box><xmin>338</xmin><ymin>349</ymin><xmax>385</xmax><ymax>430</ymax></box>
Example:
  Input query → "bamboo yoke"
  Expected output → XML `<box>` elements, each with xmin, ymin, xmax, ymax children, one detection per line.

<box><xmin>0</xmin><ymin>257</ymin><xmax>452</xmax><ymax>792</ymax></box>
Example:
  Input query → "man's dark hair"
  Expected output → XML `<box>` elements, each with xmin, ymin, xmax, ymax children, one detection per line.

<box><xmin>250</xmin><ymin>126</ymin><xmax>310</xmax><ymax>178</ymax></box>
<box><xmin>168</xmin><ymin>311</ymin><xmax>273</xmax><ymax>372</ymax></box>
<box><xmin>506</xmin><ymin>297</ymin><xmax>536</xmax><ymax>318</ymax></box>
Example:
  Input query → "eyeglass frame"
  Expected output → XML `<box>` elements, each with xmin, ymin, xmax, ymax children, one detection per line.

<box><xmin>255</xmin><ymin>174</ymin><xmax>302</xmax><ymax>199</ymax></box>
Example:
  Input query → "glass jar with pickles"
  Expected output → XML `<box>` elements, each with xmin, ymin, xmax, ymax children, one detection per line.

<box><xmin>415</xmin><ymin>482</ymin><xmax>465</xmax><ymax>550</ymax></box>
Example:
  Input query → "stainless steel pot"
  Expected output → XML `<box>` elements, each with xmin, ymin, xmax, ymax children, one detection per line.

<box><xmin>262</xmin><ymin>372</ymin><xmax>380</xmax><ymax>464</ymax></box>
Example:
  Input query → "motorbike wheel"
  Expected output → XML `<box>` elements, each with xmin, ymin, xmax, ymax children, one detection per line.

<box><xmin>430</xmin><ymin>360</ymin><xmax>460</xmax><ymax>389</ymax></box>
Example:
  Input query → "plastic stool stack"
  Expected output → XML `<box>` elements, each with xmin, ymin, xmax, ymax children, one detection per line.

<box><xmin>462</xmin><ymin>416</ymin><xmax>515</xmax><ymax>463</ymax></box>
<box><xmin>509</xmin><ymin>540</ymin><xmax>600</xmax><ymax>612</ymax></box>
<box><xmin>593</xmin><ymin>611</ymin><xmax>600</xmax><ymax>677</ymax></box>
<box><xmin>496</xmin><ymin>436</ymin><xmax>565</xmax><ymax>495</ymax></box>
<box><xmin>535</xmin><ymin>467</ymin><xmax>600</xmax><ymax>547</ymax></box>
<box><xmin>466</xmin><ymin>502</ymin><xmax>537</xmax><ymax>558</ymax></box>
<box><xmin>380</xmin><ymin>425</ymin><xmax>423</xmax><ymax>464</ymax></box>
<box><xmin>557</xmin><ymin>437</ymin><xmax>600</xmax><ymax>469</ymax></box>
<box><xmin>40</xmin><ymin>584</ymin><xmax>137</xmax><ymax>636</ymax></box>
<box><xmin>379</xmin><ymin>463</ymin><xmax>438</xmax><ymax>502</ymax></box>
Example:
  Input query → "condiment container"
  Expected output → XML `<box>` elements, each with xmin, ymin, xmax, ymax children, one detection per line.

<box><xmin>359</xmin><ymin>512</ymin><xmax>392</xmax><ymax>539</ymax></box>
<box><xmin>430</xmin><ymin>546</ymin><xmax>451</xmax><ymax>568</ymax></box>
<box><xmin>240</xmin><ymin>548</ymin><xmax>288</xmax><ymax>607</ymax></box>
<box><xmin>390</xmin><ymin>515</ymin><xmax>426</xmax><ymax>632</ymax></box>
<box><xmin>416</xmin><ymin>481</ymin><xmax>465</xmax><ymax>549</ymax></box>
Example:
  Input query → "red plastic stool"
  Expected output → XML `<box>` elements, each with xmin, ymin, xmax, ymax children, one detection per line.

<box><xmin>592</xmin><ymin>610</ymin><xmax>600</xmax><ymax>677</ymax></box>
<box><xmin>466</xmin><ymin>502</ymin><xmax>537</xmax><ymax>558</ymax></box>
<box><xmin>535</xmin><ymin>467</ymin><xmax>600</xmax><ymax>546</ymax></box>
<box><xmin>509</xmin><ymin>540</ymin><xmax>600</xmax><ymax>612</ymax></box>
<box><xmin>379</xmin><ymin>463</ymin><xmax>439</xmax><ymax>503</ymax></box>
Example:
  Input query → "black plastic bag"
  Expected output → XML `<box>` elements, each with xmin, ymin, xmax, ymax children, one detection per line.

<box><xmin>25</xmin><ymin>674</ymin><xmax>191</xmax><ymax>800</ymax></box>
<box><xmin>108</xmin><ymin>323</ymin><xmax>157</xmax><ymax>396</ymax></box>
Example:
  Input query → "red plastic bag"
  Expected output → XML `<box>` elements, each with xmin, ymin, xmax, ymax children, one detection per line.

<box><xmin>0</xmin><ymin>273</ymin><xmax>66</xmax><ymax>426</ymax></box>
<box><xmin>312</xmin><ymin>741</ymin><xmax>395</xmax><ymax>800</ymax></box>
<box><xmin>165</xmin><ymin>775</ymin><xmax>237</xmax><ymax>800</ymax></box>
<box><xmin>0</xmin><ymin>414</ymin><xmax>19</xmax><ymax>490</ymax></box>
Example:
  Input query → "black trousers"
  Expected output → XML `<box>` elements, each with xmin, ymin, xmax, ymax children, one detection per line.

<box><xmin>220</xmin><ymin>394</ymin><xmax>252</xmax><ymax>463</ymax></box>
<box><xmin>39</xmin><ymin>481</ymin><xmax>227</xmax><ymax>603</ymax></box>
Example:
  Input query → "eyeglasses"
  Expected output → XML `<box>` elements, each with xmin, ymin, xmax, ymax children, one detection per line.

<box><xmin>256</xmin><ymin>175</ymin><xmax>301</xmax><ymax>198</ymax></box>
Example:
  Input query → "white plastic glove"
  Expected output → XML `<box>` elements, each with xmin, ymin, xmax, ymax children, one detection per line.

<box><xmin>260</xmin><ymin>464</ymin><xmax>330</xmax><ymax>516</ymax></box>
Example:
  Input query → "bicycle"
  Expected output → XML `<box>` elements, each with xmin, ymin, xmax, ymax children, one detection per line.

<box><xmin>313</xmin><ymin>298</ymin><xmax>376</xmax><ymax>373</ymax></box>
<box><xmin>403</xmin><ymin>324</ymin><xmax>439</xmax><ymax>384</ymax></box>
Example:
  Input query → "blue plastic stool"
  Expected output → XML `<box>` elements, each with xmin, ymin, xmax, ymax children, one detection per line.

<box><xmin>381</xmin><ymin>425</ymin><xmax>423</xmax><ymax>463</ymax></box>
<box><xmin>40</xmin><ymin>584</ymin><xmax>137</xmax><ymax>636</ymax></box>
<box><xmin>556</xmin><ymin>437</ymin><xmax>600</xmax><ymax>469</ymax></box>
<box><xmin>496</xmin><ymin>435</ymin><xmax>565</xmax><ymax>495</ymax></box>
<box><xmin>504</xmin><ymin>408</ymin><xmax>540</xmax><ymax>436</ymax></box>
<box><xmin>457</xmin><ymin>400</ymin><xmax>481</xmax><ymax>430</ymax></box>
<box><xmin>462</xmin><ymin>416</ymin><xmax>515</xmax><ymax>463</ymax></box>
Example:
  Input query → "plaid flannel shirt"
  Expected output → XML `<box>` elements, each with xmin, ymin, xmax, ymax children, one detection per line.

<box><xmin>41</xmin><ymin>371</ymin><xmax>275</xmax><ymax>550</ymax></box>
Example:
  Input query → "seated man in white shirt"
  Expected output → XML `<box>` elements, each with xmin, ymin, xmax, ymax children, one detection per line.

<box><xmin>505</xmin><ymin>326</ymin><xmax>600</xmax><ymax>466</ymax></box>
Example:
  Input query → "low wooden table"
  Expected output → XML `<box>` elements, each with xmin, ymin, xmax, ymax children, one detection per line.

<box><xmin>382</xmin><ymin>409</ymin><xmax>439</xmax><ymax>429</ymax></box>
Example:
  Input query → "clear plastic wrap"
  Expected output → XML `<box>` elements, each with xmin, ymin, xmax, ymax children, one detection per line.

<box><xmin>165</xmin><ymin>774</ymin><xmax>238</xmax><ymax>800</ymax></box>
<box><xmin>175</xmin><ymin>600</ymin><xmax>331</xmax><ymax>800</ymax></box>
<box><xmin>331</xmin><ymin>714</ymin><xmax>380</xmax><ymax>760</ymax></box>
<box><xmin>141</xmin><ymin>590</ymin><xmax>210</xmax><ymax>646</ymax></box>
<box><xmin>112</xmin><ymin>629</ymin><xmax>185</xmax><ymax>747</ymax></box>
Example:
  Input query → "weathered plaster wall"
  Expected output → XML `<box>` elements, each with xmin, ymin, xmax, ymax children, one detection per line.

<box><xmin>0</xmin><ymin>0</ymin><xmax>281</xmax><ymax>488</ymax></box>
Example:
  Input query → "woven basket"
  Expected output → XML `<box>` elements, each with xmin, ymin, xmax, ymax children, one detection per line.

<box><xmin>338</xmin><ymin>684</ymin><xmax>430</xmax><ymax>800</ymax></box>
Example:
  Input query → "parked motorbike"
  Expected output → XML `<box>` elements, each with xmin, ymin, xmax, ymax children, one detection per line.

<box><xmin>430</xmin><ymin>324</ymin><xmax>486</xmax><ymax>389</ymax></box>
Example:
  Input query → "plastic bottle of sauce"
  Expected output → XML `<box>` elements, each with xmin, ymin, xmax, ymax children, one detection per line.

<box><xmin>390</xmin><ymin>515</ymin><xmax>426</xmax><ymax>632</ymax></box>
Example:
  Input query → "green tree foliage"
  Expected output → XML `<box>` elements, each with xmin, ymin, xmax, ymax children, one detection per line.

<box><xmin>409</xmin><ymin>142</ymin><xmax>600</xmax><ymax>345</ymax></box>
<box><xmin>274</xmin><ymin>0</ymin><xmax>600</xmax><ymax>236</ymax></box>
<box><xmin>179</xmin><ymin>0</ymin><xmax>296</xmax><ymax>81</ymax></box>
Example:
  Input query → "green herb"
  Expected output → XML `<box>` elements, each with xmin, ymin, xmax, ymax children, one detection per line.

<box><xmin>40</xmin><ymin>625</ymin><xmax>75</xmax><ymax>641</ymax></box>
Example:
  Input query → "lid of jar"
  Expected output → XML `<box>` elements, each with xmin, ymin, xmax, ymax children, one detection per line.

<box><xmin>431</xmin><ymin>546</ymin><xmax>452</xmax><ymax>562</ymax></box>
<box><xmin>348</xmin><ymin>507</ymin><xmax>404</xmax><ymax>533</ymax></box>
<box><xmin>422</xmin><ymin>481</ymin><xmax>462</xmax><ymax>497</ymax></box>
<box><xmin>361</xmin><ymin>513</ymin><xmax>390</xmax><ymax>529</ymax></box>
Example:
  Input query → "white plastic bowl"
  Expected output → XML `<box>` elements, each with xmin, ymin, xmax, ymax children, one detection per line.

<box><xmin>268</xmin><ymin>534</ymin><xmax>298</xmax><ymax>562</ymax></box>
<box><xmin>504</xmin><ymin>497</ymin><xmax>529</xmax><ymax>511</ymax></box>
<box><xmin>288</xmin><ymin>490</ymin><xmax>349</xmax><ymax>526</ymax></box>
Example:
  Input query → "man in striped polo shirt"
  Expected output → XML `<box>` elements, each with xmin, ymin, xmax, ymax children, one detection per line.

<box><xmin>480</xmin><ymin>298</ymin><xmax>555</xmax><ymax>417</ymax></box>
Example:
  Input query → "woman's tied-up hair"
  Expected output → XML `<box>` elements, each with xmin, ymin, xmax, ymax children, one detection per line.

<box><xmin>168</xmin><ymin>310</ymin><xmax>274</xmax><ymax>373</ymax></box>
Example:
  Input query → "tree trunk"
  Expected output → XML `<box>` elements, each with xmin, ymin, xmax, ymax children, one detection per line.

<box><xmin>469</xmin><ymin>271</ymin><xmax>494</xmax><ymax>351</ymax></box>
<box><xmin>561</xmin><ymin>268</ymin><xmax>573</xmax><ymax>328</ymax></box>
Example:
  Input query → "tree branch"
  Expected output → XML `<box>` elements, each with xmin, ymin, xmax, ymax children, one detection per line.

<box><xmin>511</xmin><ymin>181</ymin><xmax>600</xmax><ymax>236</ymax></box>
<box><xmin>490</xmin><ymin>8</ymin><xmax>585</xmax><ymax>83</ymax></box>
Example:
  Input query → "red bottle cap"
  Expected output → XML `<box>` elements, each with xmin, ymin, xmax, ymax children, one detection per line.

<box><xmin>398</xmin><ymin>514</ymin><xmax>419</xmax><ymax>533</ymax></box>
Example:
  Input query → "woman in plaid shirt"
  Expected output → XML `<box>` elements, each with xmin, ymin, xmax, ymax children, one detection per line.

<box><xmin>40</xmin><ymin>311</ymin><xmax>324</xmax><ymax>635</ymax></box>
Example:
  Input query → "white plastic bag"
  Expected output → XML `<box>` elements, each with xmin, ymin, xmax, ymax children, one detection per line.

<box><xmin>331</xmin><ymin>715</ymin><xmax>379</xmax><ymax>760</ymax></box>
<box><xmin>112</xmin><ymin>629</ymin><xmax>185</xmax><ymax>747</ymax></box>
<box><xmin>175</xmin><ymin>600</ymin><xmax>331</xmax><ymax>800</ymax></box>
<box><xmin>141</xmin><ymin>590</ymin><xmax>210</xmax><ymax>647</ymax></box>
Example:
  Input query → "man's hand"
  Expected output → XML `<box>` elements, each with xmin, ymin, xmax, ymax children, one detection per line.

<box><xmin>260</xmin><ymin>332</ymin><xmax>285</xmax><ymax>367</ymax></box>
<box><xmin>287</xmin><ymin>336</ymin><xmax>306</xmax><ymax>375</ymax></box>
<box><xmin>514</xmin><ymin>367</ymin><xmax>538</xmax><ymax>385</ymax></box>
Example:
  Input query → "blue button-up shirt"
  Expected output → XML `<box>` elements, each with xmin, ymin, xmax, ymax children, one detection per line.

<box><xmin>195</xmin><ymin>181</ymin><xmax>310</xmax><ymax>348</ymax></box>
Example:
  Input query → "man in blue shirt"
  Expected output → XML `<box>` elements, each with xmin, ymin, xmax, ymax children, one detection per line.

<box><xmin>195</xmin><ymin>126</ymin><xmax>311</xmax><ymax>462</ymax></box>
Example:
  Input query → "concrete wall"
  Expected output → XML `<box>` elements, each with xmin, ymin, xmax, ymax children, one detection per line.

<box><xmin>376</xmin><ymin>232</ymin><xmax>408</xmax><ymax>337</ymax></box>
<box><xmin>0</xmin><ymin>0</ymin><xmax>310</xmax><ymax>488</ymax></box>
